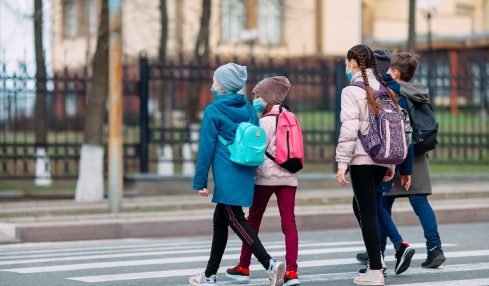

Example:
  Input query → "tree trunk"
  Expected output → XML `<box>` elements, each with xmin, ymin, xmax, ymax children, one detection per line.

<box><xmin>182</xmin><ymin>0</ymin><xmax>211</xmax><ymax>175</ymax></box>
<box><xmin>186</xmin><ymin>0</ymin><xmax>211</xmax><ymax>125</ymax></box>
<box><xmin>157</xmin><ymin>0</ymin><xmax>174</xmax><ymax>175</ymax></box>
<box><xmin>33</xmin><ymin>0</ymin><xmax>52</xmax><ymax>186</ymax></box>
<box><xmin>407</xmin><ymin>0</ymin><xmax>416</xmax><ymax>52</ymax></box>
<box><xmin>76</xmin><ymin>0</ymin><xmax>109</xmax><ymax>202</ymax></box>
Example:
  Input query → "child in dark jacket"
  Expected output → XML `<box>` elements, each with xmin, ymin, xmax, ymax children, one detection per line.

<box><xmin>189</xmin><ymin>63</ymin><xmax>285</xmax><ymax>286</ymax></box>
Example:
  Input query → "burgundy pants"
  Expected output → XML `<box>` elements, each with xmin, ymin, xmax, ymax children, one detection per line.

<box><xmin>238</xmin><ymin>185</ymin><xmax>298</xmax><ymax>272</ymax></box>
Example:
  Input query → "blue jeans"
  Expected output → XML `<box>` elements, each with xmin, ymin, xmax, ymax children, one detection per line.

<box><xmin>381</xmin><ymin>194</ymin><xmax>442</xmax><ymax>251</ymax></box>
<box><xmin>376</xmin><ymin>181</ymin><xmax>403</xmax><ymax>252</ymax></box>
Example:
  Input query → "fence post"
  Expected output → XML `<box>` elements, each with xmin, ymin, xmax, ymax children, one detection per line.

<box><xmin>334</xmin><ymin>61</ymin><xmax>346</xmax><ymax>172</ymax></box>
<box><xmin>139</xmin><ymin>53</ymin><xmax>150</xmax><ymax>173</ymax></box>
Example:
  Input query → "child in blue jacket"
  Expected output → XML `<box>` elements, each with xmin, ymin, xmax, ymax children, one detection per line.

<box><xmin>189</xmin><ymin>63</ymin><xmax>285</xmax><ymax>286</ymax></box>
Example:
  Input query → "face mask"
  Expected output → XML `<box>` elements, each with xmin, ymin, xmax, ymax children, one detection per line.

<box><xmin>345</xmin><ymin>66</ymin><xmax>353</xmax><ymax>81</ymax></box>
<box><xmin>253</xmin><ymin>98</ymin><xmax>266</xmax><ymax>113</ymax></box>
<box><xmin>210</xmin><ymin>86</ymin><xmax>221</xmax><ymax>97</ymax></box>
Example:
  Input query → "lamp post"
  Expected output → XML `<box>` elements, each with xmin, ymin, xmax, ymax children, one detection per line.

<box><xmin>418</xmin><ymin>0</ymin><xmax>439</xmax><ymax>103</ymax></box>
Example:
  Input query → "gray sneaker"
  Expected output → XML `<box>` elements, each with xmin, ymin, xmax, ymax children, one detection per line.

<box><xmin>267</xmin><ymin>259</ymin><xmax>286</xmax><ymax>286</ymax></box>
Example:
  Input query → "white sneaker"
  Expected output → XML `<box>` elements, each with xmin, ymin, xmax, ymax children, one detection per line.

<box><xmin>266</xmin><ymin>259</ymin><xmax>286</xmax><ymax>286</ymax></box>
<box><xmin>353</xmin><ymin>269</ymin><xmax>385</xmax><ymax>285</ymax></box>
<box><xmin>189</xmin><ymin>273</ymin><xmax>217</xmax><ymax>285</ymax></box>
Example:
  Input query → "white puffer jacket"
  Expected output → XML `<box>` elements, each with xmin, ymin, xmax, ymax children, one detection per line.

<box><xmin>255</xmin><ymin>105</ymin><xmax>298</xmax><ymax>187</ymax></box>
<box><xmin>335</xmin><ymin>69</ymin><xmax>393</xmax><ymax>171</ymax></box>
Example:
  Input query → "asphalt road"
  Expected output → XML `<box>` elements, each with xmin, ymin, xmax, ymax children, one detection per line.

<box><xmin>1</xmin><ymin>222</ymin><xmax>489</xmax><ymax>286</ymax></box>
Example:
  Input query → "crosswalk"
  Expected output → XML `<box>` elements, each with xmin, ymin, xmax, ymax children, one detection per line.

<box><xmin>0</xmin><ymin>237</ymin><xmax>488</xmax><ymax>285</ymax></box>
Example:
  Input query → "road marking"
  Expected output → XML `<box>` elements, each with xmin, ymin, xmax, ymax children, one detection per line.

<box><xmin>67</xmin><ymin>260</ymin><xmax>489</xmax><ymax>283</ymax></box>
<box><xmin>4</xmin><ymin>248</ymin><xmax>486</xmax><ymax>275</ymax></box>
<box><xmin>0</xmin><ymin>240</ymin><xmax>366</xmax><ymax>261</ymax></box>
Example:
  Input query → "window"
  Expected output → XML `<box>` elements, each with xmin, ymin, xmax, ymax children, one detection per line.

<box><xmin>88</xmin><ymin>0</ymin><xmax>97</xmax><ymax>35</ymax></box>
<box><xmin>63</xmin><ymin>0</ymin><xmax>78</xmax><ymax>39</ymax></box>
<box><xmin>258</xmin><ymin>0</ymin><xmax>283</xmax><ymax>45</ymax></box>
<box><xmin>221</xmin><ymin>0</ymin><xmax>246</xmax><ymax>44</ymax></box>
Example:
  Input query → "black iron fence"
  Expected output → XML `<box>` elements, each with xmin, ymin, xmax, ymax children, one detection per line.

<box><xmin>1</xmin><ymin>48</ymin><xmax>488</xmax><ymax>179</ymax></box>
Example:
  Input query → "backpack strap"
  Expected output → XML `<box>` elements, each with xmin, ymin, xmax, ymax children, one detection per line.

<box><xmin>351</xmin><ymin>81</ymin><xmax>387</xmax><ymax>92</ymax></box>
<box><xmin>218</xmin><ymin>135</ymin><xmax>230</xmax><ymax>148</ymax></box>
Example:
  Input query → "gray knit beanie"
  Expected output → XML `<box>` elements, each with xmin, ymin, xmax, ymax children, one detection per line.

<box><xmin>213</xmin><ymin>63</ymin><xmax>248</xmax><ymax>93</ymax></box>
<box><xmin>374</xmin><ymin>49</ymin><xmax>393</xmax><ymax>75</ymax></box>
<box><xmin>252</xmin><ymin>76</ymin><xmax>291</xmax><ymax>105</ymax></box>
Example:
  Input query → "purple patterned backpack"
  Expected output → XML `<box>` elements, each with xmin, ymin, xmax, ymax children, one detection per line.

<box><xmin>353</xmin><ymin>82</ymin><xmax>407</xmax><ymax>164</ymax></box>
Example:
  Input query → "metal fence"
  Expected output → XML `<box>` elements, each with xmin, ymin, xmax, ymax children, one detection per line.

<box><xmin>1</xmin><ymin>48</ymin><xmax>488</xmax><ymax>179</ymax></box>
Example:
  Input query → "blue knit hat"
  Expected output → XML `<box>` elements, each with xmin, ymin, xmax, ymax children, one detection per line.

<box><xmin>214</xmin><ymin>63</ymin><xmax>248</xmax><ymax>93</ymax></box>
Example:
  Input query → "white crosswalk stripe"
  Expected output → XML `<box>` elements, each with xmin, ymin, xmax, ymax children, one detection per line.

<box><xmin>1</xmin><ymin>238</ymin><xmax>488</xmax><ymax>285</ymax></box>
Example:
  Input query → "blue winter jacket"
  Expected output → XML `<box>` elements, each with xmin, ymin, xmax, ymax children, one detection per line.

<box><xmin>192</xmin><ymin>93</ymin><xmax>259</xmax><ymax>207</ymax></box>
<box><xmin>378</xmin><ymin>74</ymin><xmax>414</xmax><ymax>193</ymax></box>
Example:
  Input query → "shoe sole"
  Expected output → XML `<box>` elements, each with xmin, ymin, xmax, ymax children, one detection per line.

<box><xmin>271</xmin><ymin>262</ymin><xmax>286</xmax><ymax>286</ymax></box>
<box><xmin>422</xmin><ymin>254</ymin><xmax>446</xmax><ymax>268</ymax></box>
<box><xmin>395</xmin><ymin>248</ymin><xmax>416</xmax><ymax>275</ymax></box>
<box><xmin>225</xmin><ymin>272</ymin><xmax>250</xmax><ymax>284</ymax></box>
<box><xmin>284</xmin><ymin>278</ymin><xmax>301</xmax><ymax>286</ymax></box>
<box><xmin>353</xmin><ymin>279</ymin><xmax>384</xmax><ymax>285</ymax></box>
<box><xmin>189</xmin><ymin>278</ymin><xmax>215</xmax><ymax>286</ymax></box>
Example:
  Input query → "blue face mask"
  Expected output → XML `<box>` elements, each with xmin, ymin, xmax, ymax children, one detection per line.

<box><xmin>346</xmin><ymin>66</ymin><xmax>353</xmax><ymax>81</ymax></box>
<box><xmin>210</xmin><ymin>86</ymin><xmax>221</xmax><ymax>97</ymax></box>
<box><xmin>253</xmin><ymin>98</ymin><xmax>266</xmax><ymax>113</ymax></box>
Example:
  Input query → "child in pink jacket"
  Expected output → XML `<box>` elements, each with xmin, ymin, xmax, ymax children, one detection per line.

<box><xmin>226</xmin><ymin>76</ymin><xmax>301</xmax><ymax>286</ymax></box>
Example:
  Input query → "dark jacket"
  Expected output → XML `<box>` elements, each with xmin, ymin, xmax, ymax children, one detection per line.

<box><xmin>384</xmin><ymin>80</ymin><xmax>433</xmax><ymax>197</ymax></box>
<box><xmin>377</xmin><ymin>75</ymin><xmax>415</xmax><ymax>194</ymax></box>
<box><xmin>192</xmin><ymin>93</ymin><xmax>259</xmax><ymax>207</ymax></box>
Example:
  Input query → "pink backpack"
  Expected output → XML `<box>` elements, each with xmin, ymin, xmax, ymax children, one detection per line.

<box><xmin>265</xmin><ymin>106</ymin><xmax>304</xmax><ymax>173</ymax></box>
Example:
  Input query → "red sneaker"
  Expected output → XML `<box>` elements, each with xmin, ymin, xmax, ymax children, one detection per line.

<box><xmin>226</xmin><ymin>266</ymin><xmax>250</xmax><ymax>283</ymax></box>
<box><xmin>284</xmin><ymin>271</ymin><xmax>301</xmax><ymax>286</ymax></box>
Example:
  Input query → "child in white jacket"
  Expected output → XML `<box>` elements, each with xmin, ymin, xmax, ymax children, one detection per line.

<box><xmin>226</xmin><ymin>76</ymin><xmax>301</xmax><ymax>286</ymax></box>
<box><xmin>335</xmin><ymin>45</ymin><xmax>396</xmax><ymax>286</ymax></box>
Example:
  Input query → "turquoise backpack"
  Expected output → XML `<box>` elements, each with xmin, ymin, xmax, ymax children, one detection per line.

<box><xmin>218</xmin><ymin>112</ymin><xmax>266</xmax><ymax>167</ymax></box>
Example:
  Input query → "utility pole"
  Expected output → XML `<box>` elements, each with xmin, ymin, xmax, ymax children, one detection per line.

<box><xmin>108</xmin><ymin>0</ymin><xmax>123</xmax><ymax>213</ymax></box>
<box><xmin>408</xmin><ymin>0</ymin><xmax>416</xmax><ymax>52</ymax></box>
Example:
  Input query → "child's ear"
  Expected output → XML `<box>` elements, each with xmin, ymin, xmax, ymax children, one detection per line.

<box><xmin>390</xmin><ymin>69</ymin><xmax>401</xmax><ymax>81</ymax></box>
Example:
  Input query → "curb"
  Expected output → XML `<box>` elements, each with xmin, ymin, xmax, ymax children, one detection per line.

<box><xmin>2</xmin><ymin>202</ymin><xmax>488</xmax><ymax>243</ymax></box>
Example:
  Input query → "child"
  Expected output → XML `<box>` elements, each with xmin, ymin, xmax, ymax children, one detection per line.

<box><xmin>226</xmin><ymin>76</ymin><xmax>301</xmax><ymax>286</ymax></box>
<box><xmin>381</xmin><ymin>52</ymin><xmax>446</xmax><ymax>268</ymax></box>
<box><xmin>355</xmin><ymin>49</ymin><xmax>416</xmax><ymax>276</ymax></box>
<box><xmin>335</xmin><ymin>44</ymin><xmax>397</xmax><ymax>286</ymax></box>
<box><xmin>189</xmin><ymin>63</ymin><xmax>285</xmax><ymax>286</ymax></box>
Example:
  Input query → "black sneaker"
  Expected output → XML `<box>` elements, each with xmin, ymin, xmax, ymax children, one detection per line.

<box><xmin>395</xmin><ymin>241</ymin><xmax>416</xmax><ymax>275</ymax></box>
<box><xmin>356</xmin><ymin>252</ymin><xmax>369</xmax><ymax>265</ymax></box>
<box><xmin>422</xmin><ymin>247</ymin><xmax>446</xmax><ymax>268</ymax></box>
<box><xmin>359</xmin><ymin>258</ymin><xmax>387</xmax><ymax>277</ymax></box>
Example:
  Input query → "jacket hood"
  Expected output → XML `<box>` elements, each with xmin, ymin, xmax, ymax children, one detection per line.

<box><xmin>399</xmin><ymin>82</ymin><xmax>430</xmax><ymax>103</ymax></box>
<box><xmin>212</xmin><ymin>93</ymin><xmax>253</xmax><ymax>122</ymax></box>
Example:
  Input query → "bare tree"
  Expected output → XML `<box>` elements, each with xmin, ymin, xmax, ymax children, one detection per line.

<box><xmin>408</xmin><ymin>0</ymin><xmax>416</xmax><ymax>52</ymax></box>
<box><xmin>75</xmin><ymin>0</ymin><xmax>109</xmax><ymax>202</ymax></box>
<box><xmin>33</xmin><ymin>0</ymin><xmax>52</xmax><ymax>186</ymax></box>
<box><xmin>186</xmin><ymin>0</ymin><xmax>211</xmax><ymax>125</ymax></box>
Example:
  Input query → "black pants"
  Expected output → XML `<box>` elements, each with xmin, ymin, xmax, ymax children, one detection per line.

<box><xmin>350</xmin><ymin>165</ymin><xmax>388</xmax><ymax>270</ymax></box>
<box><xmin>205</xmin><ymin>203</ymin><xmax>271</xmax><ymax>276</ymax></box>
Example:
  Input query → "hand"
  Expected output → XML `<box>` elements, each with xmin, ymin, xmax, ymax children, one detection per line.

<box><xmin>198</xmin><ymin>188</ymin><xmax>209</xmax><ymax>197</ymax></box>
<box><xmin>401</xmin><ymin>175</ymin><xmax>411</xmax><ymax>191</ymax></box>
<box><xmin>384</xmin><ymin>168</ymin><xmax>395</xmax><ymax>181</ymax></box>
<box><xmin>336</xmin><ymin>169</ymin><xmax>349</xmax><ymax>185</ymax></box>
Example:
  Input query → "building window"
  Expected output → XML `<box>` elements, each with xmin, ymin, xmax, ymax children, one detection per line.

<box><xmin>258</xmin><ymin>0</ymin><xmax>283</xmax><ymax>45</ymax></box>
<box><xmin>63</xmin><ymin>0</ymin><xmax>78</xmax><ymax>39</ymax></box>
<box><xmin>221</xmin><ymin>0</ymin><xmax>246</xmax><ymax>44</ymax></box>
<box><xmin>88</xmin><ymin>0</ymin><xmax>97</xmax><ymax>35</ymax></box>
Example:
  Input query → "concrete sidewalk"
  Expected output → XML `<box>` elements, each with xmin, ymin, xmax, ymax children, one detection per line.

<box><xmin>0</xmin><ymin>181</ymin><xmax>488</xmax><ymax>243</ymax></box>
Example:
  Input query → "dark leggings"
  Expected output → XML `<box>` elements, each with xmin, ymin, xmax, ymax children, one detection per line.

<box><xmin>351</xmin><ymin>165</ymin><xmax>388</xmax><ymax>270</ymax></box>
<box><xmin>205</xmin><ymin>203</ymin><xmax>271</xmax><ymax>277</ymax></box>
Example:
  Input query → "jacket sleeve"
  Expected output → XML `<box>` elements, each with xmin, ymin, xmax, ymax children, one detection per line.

<box><xmin>399</xmin><ymin>144</ymin><xmax>414</xmax><ymax>175</ymax></box>
<box><xmin>192</xmin><ymin>106</ymin><xmax>219</xmax><ymax>190</ymax></box>
<box><xmin>335</xmin><ymin>88</ymin><xmax>360</xmax><ymax>171</ymax></box>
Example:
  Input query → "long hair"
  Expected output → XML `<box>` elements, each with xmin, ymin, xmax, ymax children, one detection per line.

<box><xmin>347</xmin><ymin>45</ymin><xmax>400</xmax><ymax>115</ymax></box>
